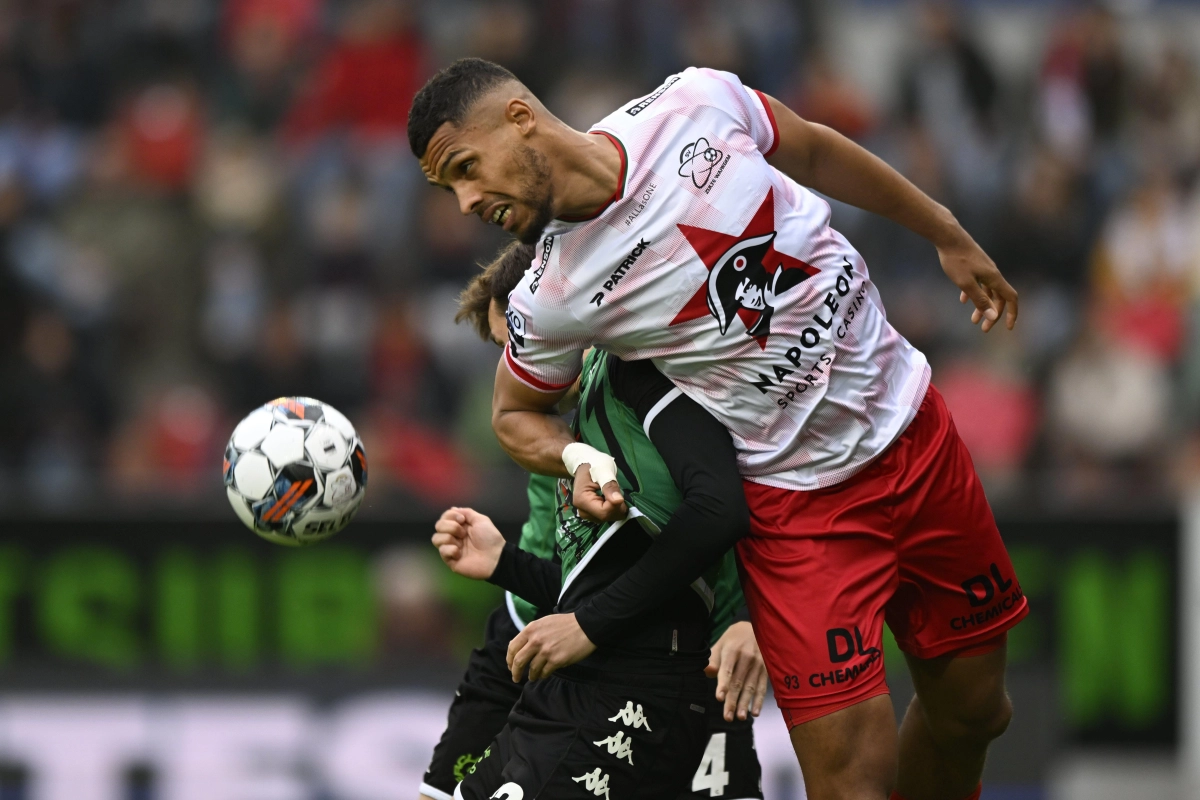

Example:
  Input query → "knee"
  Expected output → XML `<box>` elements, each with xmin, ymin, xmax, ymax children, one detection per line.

<box><xmin>978</xmin><ymin>693</ymin><xmax>1014</xmax><ymax>741</ymax></box>
<box><xmin>925</xmin><ymin>691</ymin><xmax>1012</xmax><ymax>746</ymax></box>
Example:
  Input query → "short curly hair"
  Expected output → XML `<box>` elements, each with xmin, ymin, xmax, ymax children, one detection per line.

<box><xmin>456</xmin><ymin>240</ymin><xmax>536</xmax><ymax>342</ymax></box>
<box><xmin>408</xmin><ymin>57</ymin><xmax>519</xmax><ymax>159</ymax></box>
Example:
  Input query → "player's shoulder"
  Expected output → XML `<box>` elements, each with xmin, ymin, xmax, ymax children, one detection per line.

<box><xmin>510</xmin><ymin>233</ymin><xmax>555</xmax><ymax>297</ymax></box>
<box><xmin>504</xmin><ymin>247</ymin><xmax>582</xmax><ymax>337</ymax></box>
<box><xmin>593</xmin><ymin>67</ymin><xmax>750</xmax><ymax>134</ymax></box>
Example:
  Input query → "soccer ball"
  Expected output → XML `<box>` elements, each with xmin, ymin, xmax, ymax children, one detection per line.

<box><xmin>223</xmin><ymin>397</ymin><xmax>367</xmax><ymax>546</ymax></box>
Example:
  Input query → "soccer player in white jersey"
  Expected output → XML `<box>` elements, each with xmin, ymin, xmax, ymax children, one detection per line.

<box><xmin>409</xmin><ymin>58</ymin><xmax>1025</xmax><ymax>800</ymax></box>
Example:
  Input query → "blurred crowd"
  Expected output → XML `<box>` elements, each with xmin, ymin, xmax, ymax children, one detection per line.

<box><xmin>0</xmin><ymin>0</ymin><xmax>1198</xmax><ymax>516</ymax></box>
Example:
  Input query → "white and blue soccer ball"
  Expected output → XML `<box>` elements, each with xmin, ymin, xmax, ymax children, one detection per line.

<box><xmin>223</xmin><ymin>397</ymin><xmax>367</xmax><ymax>546</ymax></box>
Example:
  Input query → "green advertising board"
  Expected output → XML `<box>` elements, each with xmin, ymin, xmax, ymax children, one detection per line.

<box><xmin>0</xmin><ymin>518</ymin><xmax>1178</xmax><ymax>744</ymax></box>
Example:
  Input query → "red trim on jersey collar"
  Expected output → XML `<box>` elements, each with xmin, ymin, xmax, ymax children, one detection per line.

<box><xmin>754</xmin><ymin>89</ymin><xmax>780</xmax><ymax>157</ymax></box>
<box><xmin>558</xmin><ymin>131</ymin><xmax>627</xmax><ymax>223</ymax></box>
<box><xmin>504</xmin><ymin>343</ymin><xmax>577</xmax><ymax>393</ymax></box>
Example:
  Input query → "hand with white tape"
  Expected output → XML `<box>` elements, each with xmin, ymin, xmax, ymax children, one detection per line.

<box><xmin>563</xmin><ymin>442</ymin><xmax>628</xmax><ymax>523</ymax></box>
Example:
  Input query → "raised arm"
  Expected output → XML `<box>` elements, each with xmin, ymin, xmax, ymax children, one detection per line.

<box><xmin>760</xmin><ymin>92</ymin><xmax>1017</xmax><ymax>332</ymax></box>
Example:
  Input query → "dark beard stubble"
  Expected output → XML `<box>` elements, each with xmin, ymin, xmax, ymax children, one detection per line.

<box><xmin>514</xmin><ymin>144</ymin><xmax>555</xmax><ymax>244</ymax></box>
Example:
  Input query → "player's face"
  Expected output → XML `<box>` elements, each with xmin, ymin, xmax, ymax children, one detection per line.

<box><xmin>487</xmin><ymin>299</ymin><xmax>508</xmax><ymax>346</ymax></box>
<box><xmin>421</xmin><ymin>119</ymin><xmax>556</xmax><ymax>245</ymax></box>
<box><xmin>735</xmin><ymin>277</ymin><xmax>766</xmax><ymax>310</ymax></box>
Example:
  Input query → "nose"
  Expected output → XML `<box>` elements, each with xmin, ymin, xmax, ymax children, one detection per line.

<box><xmin>456</xmin><ymin>187</ymin><xmax>484</xmax><ymax>217</ymax></box>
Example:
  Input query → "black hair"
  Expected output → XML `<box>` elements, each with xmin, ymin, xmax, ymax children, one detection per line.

<box><xmin>408</xmin><ymin>57</ymin><xmax>520</xmax><ymax>159</ymax></box>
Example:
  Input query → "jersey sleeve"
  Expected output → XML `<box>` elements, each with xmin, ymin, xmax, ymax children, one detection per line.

<box><xmin>688</xmin><ymin>67</ymin><xmax>779</xmax><ymax>157</ymax></box>
<box><xmin>502</xmin><ymin>282</ymin><xmax>585</xmax><ymax>392</ymax></box>
<box><xmin>488</xmin><ymin>542</ymin><xmax>561</xmax><ymax>613</ymax></box>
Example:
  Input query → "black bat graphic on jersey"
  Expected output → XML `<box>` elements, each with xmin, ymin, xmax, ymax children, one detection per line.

<box><xmin>674</xmin><ymin>189</ymin><xmax>819</xmax><ymax>348</ymax></box>
<box><xmin>707</xmin><ymin>233</ymin><xmax>810</xmax><ymax>339</ymax></box>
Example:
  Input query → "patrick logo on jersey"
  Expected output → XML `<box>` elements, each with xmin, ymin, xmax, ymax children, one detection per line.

<box><xmin>671</xmin><ymin>188</ymin><xmax>818</xmax><ymax>348</ymax></box>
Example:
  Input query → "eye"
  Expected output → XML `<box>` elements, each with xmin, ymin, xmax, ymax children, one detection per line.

<box><xmin>462</xmin><ymin>160</ymin><xmax>475</xmax><ymax>175</ymax></box>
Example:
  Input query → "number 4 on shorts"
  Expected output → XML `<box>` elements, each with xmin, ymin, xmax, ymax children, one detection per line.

<box><xmin>691</xmin><ymin>732</ymin><xmax>730</xmax><ymax>797</ymax></box>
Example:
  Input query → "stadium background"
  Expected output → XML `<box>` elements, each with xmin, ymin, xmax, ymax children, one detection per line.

<box><xmin>0</xmin><ymin>0</ymin><xmax>1196</xmax><ymax>797</ymax></box>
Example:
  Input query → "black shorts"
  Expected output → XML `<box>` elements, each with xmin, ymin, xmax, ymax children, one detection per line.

<box><xmin>456</xmin><ymin>665</ymin><xmax>711</xmax><ymax>800</ymax></box>
<box><xmin>421</xmin><ymin>606</ymin><xmax>525</xmax><ymax>800</ymax></box>
<box><xmin>423</xmin><ymin>609</ymin><xmax>763</xmax><ymax>800</ymax></box>
<box><xmin>684</xmin><ymin>683</ymin><xmax>763</xmax><ymax>800</ymax></box>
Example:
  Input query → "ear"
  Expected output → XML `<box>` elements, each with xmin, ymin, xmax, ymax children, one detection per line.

<box><xmin>506</xmin><ymin>98</ymin><xmax>536</xmax><ymax>136</ymax></box>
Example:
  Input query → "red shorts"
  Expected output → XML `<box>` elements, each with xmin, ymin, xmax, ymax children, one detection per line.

<box><xmin>736</xmin><ymin>385</ymin><xmax>1027</xmax><ymax>728</ymax></box>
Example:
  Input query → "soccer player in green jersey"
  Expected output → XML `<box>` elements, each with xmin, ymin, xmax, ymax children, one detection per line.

<box><xmin>421</xmin><ymin>241</ymin><xmax>766</xmax><ymax>800</ymax></box>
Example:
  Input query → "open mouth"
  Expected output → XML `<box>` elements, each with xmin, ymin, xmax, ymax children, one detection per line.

<box><xmin>490</xmin><ymin>205</ymin><xmax>511</xmax><ymax>226</ymax></box>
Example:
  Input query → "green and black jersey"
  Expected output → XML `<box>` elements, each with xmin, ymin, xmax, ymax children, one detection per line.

<box><xmin>499</xmin><ymin>349</ymin><xmax>746</xmax><ymax>665</ymax></box>
<box><xmin>505</xmin><ymin>473</ymin><xmax>558</xmax><ymax>629</ymax></box>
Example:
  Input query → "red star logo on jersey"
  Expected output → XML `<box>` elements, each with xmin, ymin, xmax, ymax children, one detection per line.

<box><xmin>671</xmin><ymin>188</ymin><xmax>818</xmax><ymax>349</ymax></box>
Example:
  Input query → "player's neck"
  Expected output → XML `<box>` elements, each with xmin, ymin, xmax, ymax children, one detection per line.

<box><xmin>548</xmin><ymin>126</ymin><xmax>623</xmax><ymax>220</ymax></box>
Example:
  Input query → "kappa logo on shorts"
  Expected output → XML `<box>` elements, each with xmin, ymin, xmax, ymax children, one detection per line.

<box><xmin>607</xmin><ymin>701</ymin><xmax>652</xmax><ymax>731</ymax></box>
<box><xmin>593</xmin><ymin>731</ymin><xmax>635</xmax><ymax>765</ymax></box>
<box><xmin>572</xmin><ymin>768</ymin><xmax>612</xmax><ymax>799</ymax></box>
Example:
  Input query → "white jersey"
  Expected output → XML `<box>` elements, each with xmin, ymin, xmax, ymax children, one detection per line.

<box><xmin>504</xmin><ymin>68</ymin><xmax>931</xmax><ymax>490</ymax></box>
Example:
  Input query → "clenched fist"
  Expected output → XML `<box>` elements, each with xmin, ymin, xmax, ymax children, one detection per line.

<box><xmin>431</xmin><ymin>506</ymin><xmax>506</xmax><ymax>580</ymax></box>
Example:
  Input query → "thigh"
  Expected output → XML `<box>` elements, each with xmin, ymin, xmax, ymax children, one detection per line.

<box><xmin>886</xmin><ymin>387</ymin><xmax>1028</xmax><ymax>660</ymax></box>
<box><xmin>633</xmin><ymin>681</ymin><xmax>712</xmax><ymax>800</ymax></box>
<box><xmin>788</xmin><ymin>693</ymin><xmax>898</xmax><ymax>800</ymax></box>
<box><xmin>738</xmin><ymin>480</ymin><xmax>897</xmax><ymax>728</ymax></box>
<box><xmin>454</xmin><ymin>681</ymin><xmax>576</xmax><ymax>800</ymax></box>
<box><xmin>680</xmin><ymin>705</ymin><xmax>763</xmax><ymax>800</ymax></box>
<box><xmin>424</xmin><ymin>609</ymin><xmax>525</xmax><ymax>799</ymax></box>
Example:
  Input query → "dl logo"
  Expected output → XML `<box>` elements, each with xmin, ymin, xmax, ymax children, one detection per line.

<box><xmin>962</xmin><ymin>563</ymin><xmax>1014</xmax><ymax>607</ymax></box>
<box><xmin>826</xmin><ymin>625</ymin><xmax>881</xmax><ymax>663</ymax></box>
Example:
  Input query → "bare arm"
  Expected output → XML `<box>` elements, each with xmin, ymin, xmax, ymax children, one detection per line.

<box><xmin>492</xmin><ymin>357</ymin><xmax>627</xmax><ymax>520</ymax></box>
<box><xmin>491</xmin><ymin>357</ymin><xmax>574</xmax><ymax>477</ymax></box>
<box><xmin>761</xmin><ymin>93</ymin><xmax>1017</xmax><ymax>332</ymax></box>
